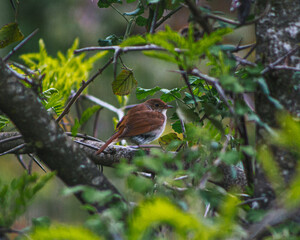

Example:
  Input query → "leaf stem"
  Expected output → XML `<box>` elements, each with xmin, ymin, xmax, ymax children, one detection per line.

<box><xmin>110</xmin><ymin>4</ymin><xmax>129</xmax><ymax>23</ymax></box>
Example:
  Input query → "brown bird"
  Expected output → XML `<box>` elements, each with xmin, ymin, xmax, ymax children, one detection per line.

<box><xmin>96</xmin><ymin>99</ymin><xmax>173</xmax><ymax>154</ymax></box>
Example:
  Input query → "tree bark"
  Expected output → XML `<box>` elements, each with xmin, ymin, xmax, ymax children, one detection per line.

<box><xmin>0</xmin><ymin>60</ymin><xmax>125</xmax><ymax>213</ymax></box>
<box><xmin>254</xmin><ymin>0</ymin><xmax>300</xmax><ymax>208</ymax></box>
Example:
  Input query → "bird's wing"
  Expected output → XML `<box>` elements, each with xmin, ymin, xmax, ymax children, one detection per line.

<box><xmin>120</xmin><ymin>110</ymin><xmax>165</xmax><ymax>137</ymax></box>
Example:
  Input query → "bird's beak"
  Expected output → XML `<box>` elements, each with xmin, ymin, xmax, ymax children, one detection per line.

<box><xmin>166</xmin><ymin>105</ymin><xmax>173</xmax><ymax>109</ymax></box>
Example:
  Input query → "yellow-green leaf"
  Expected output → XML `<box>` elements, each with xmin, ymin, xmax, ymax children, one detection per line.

<box><xmin>0</xmin><ymin>23</ymin><xmax>24</xmax><ymax>48</ymax></box>
<box><xmin>159</xmin><ymin>133</ymin><xmax>182</xmax><ymax>151</ymax></box>
<box><xmin>112</xmin><ymin>69</ymin><xmax>137</xmax><ymax>96</ymax></box>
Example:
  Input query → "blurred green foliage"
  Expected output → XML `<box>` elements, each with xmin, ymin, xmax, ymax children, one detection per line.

<box><xmin>1</xmin><ymin>0</ymin><xmax>300</xmax><ymax>239</ymax></box>
<box><xmin>0</xmin><ymin>172</ymin><xmax>55</xmax><ymax>228</ymax></box>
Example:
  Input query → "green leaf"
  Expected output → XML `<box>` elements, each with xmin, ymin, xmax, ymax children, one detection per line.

<box><xmin>30</xmin><ymin>224</ymin><xmax>101</xmax><ymax>240</ymax></box>
<box><xmin>136</xmin><ymin>16</ymin><xmax>147</xmax><ymax>26</ymax></box>
<box><xmin>42</xmin><ymin>88</ymin><xmax>64</xmax><ymax>116</ymax></box>
<box><xmin>82</xmin><ymin>189</ymin><xmax>113</xmax><ymax>205</ymax></box>
<box><xmin>97</xmin><ymin>0</ymin><xmax>122</xmax><ymax>8</ymax></box>
<box><xmin>136</xmin><ymin>86</ymin><xmax>161</xmax><ymax>100</ymax></box>
<box><xmin>143</xmin><ymin>51</ymin><xmax>178</xmax><ymax>64</ymax></box>
<box><xmin>20</xmin><ymin>38</ymin><xmax>107</xmax><ymax>105</ymax></box>
<box><xmin>240</xmin><ymin>145</ymin><xmax>256</xmax><ymax>157</ymax></box>
<box><xmin>120</xmin><ymin>35</ymin><xmax>147</xmax><ymax>47</ymax></box>
<box><xmin>71</xmin><ymin>105</ymin><xmax>101</xmax><ymax>136</ymax></box>
<box><xmin>127</xmin><ymin>175</ymin><xmax>154</xmax><ymax>194</ymax></box>
<box><xmin>61</xmin><ymin>185</ymin><xmax>87</xmax><ymax>196</ymax></box>
<box><xmin>98</xmin><ymin>34</ymin><xmax>123</xmax><ymax>46</ymax></box>
<box><xmin>257</xmin><ymin>78</ymin><xmax>283</xmax><ymax>109</ymax></box>
<box><xmin>147</xmin><ymin>0</ymin><xmax>160</xmax><ymax>3</ymax></box>
<box><xmin>219</xmin><ymin>151</ymin><xmax>241</xmax><ymax>165</ymax></box>
<box><xmin>171</xmin><ymin>120</ymin><xmax>183</xmax><ymax>134</ymax></box>
<box><xmin>176</xmin><ymin>105</ymin><xmax>199</xmax><ymax>123</ymax></box>
<box><xmin>0</xmin><ymin>172</ymin><xmax>54</xmax><ymax>228</ymax></box>
<box><xmin>257</xmin><ymin>77</ymin><xmax>270</xmax><ymax>95</ymax></box>
<box><xmin>0</xmin><ymin>23</ymin><xmax>24</xmax><ymax>48</ymax></box>
<box><xmin>128</xmin><ymin>198</ymin><xmax>208</xmax><ymax>240</ymax></box>
<box><xmin>160</xmin><ymin>88</ymin><xmax>181</xmax><ymax>102</ymax></box>
<box><xmin>220</xmin><ymin>75</ymin><xmax>244</xmax><ymax>93</ymax></box>
<box><xmin>32</xmin><ymin>216</ymin><xmax>51</xmax><ymax>228</ymax></box>
<box><xmin>0</xmin><ymin>115</ymin><xmax>10</xmax><ymax>130</ymax></box>
<box><xmin>112</xmin><ymin>69</ymin><xmax>137</xmax><ymax>96</ymax></box>
<box><xmin>124</xmin><ymin>5</ymin><xmax>144</xmax><ymax>16</ymax></box>
<box><xmin>159</xmin><ymin>133</ymin><xmax>182</xmax><ymax>151</ymax></box>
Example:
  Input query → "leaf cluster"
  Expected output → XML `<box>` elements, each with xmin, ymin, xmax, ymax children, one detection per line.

<box><xmin>0</xmin><ymin>172</ymin><xmax>55</xmax><ymax>228</ymax></box>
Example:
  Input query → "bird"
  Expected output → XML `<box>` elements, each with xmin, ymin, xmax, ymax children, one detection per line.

<box><xmin>96</xmin><ymin>98</ymin><xmax>173</xmax><ymax>155</ymax></box>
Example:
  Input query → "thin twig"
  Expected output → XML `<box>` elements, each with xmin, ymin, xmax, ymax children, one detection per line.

<box><xmin>28</xmin><ymin>153</ymin><xmax>46</xmax><ymax>172</ymax></box>
<box><xmin>9</xmin><ymin>0</ymin><xmax>16</xmax><ymax>10</ymax></box>
<box><xmin>178</xmin><ymin>65</ymin><xmax>200</xmax><ymax>112</ymax></box>
<box><xmin>150</xmin><ymin>3</ymin><xmax>159</xmax><ymax>34</ymax></box>
<box><xmin>0</xmin><ymin>134</ymin><xmax>22</xmax><ymax>144</ymax></box>
<box><xmin>231</xmin><ymin>43</ymin><xmax>256</xmax><ymax>53</ymax></box>
<box><xmin>206</xmin><ymin>0</ymin><xmax>271</xmax><ymax>26</ymax></box>
<box><xmin>65</xmin><ymin>132</ymin><xmax>102</xmax><ymax>142</ymax></box>
<box><xmin>28</xmin><ymin>158</ymin><xmax>33</xmax><ymax>175</ymax></box>
<box><xmin>130</xmin><ymin>144</ymin><xmax>162</xmax><ymax>149</ymax></box>
<box><xmin>74</xmin><ymin>140</ymin><xmax>99</xmax><ymax>151</ymax></box>
<box><xmin>3</xmin><ymin>29</ymin><xmax>39</xmax><ymax>62</ymax></box>
<box><xmin>16</xmin><ymin>154</ymin><xmax>28</xmax><ymax>171</ymax></box>
<box><xmin>191</xmin><ymin>69</ymin><xmax>235</xmax><ymax>115</ymax></box>
<box><xmin>11</xmin><ymin>61</ymin><xmax>36</xmax><ymax>75</ymax></box>
<box><xmin>74</xmin><ymin>44</ymin><xmax>167</xmax><ymax>54</ymax></box>
<box><xmin>243</xmin><ymin>43</ymin><xmax>257</xmax><ymax>59</ymax></box>
<box><xmin>93</xmin><ymin>108</ymin><xmax>102</xmax><ymax>138</ymax></box>
<box><xmin>155</xmin><ymin>6</ymin><xmax>183</xmax><ymax>28</ymax></box>
<box><xmin>6</xmin><ymin>64</ymin><xmax>34</xmax><ymax>85</ymax></box>
<box><xmin>110</xmin><ymin>3</ymin><xmax>129</xmax><ymax>23</ymax></box>
<box><xmin>261</xmin><ymin>46</ymin><xmax>300</xmax><ymax>74</ymax></box>
<box><xmin>272</xmin><ymin>65</ymin><xmax>300</xmax><ymax>71</ymax></box>
<box><xmin>82</xmin><ymin>94</ymin><xmax>124</xmax><ymax>121</ymax></box>
<box><xmin>204</xmin><ymin>203</ymin><xmax>210</xmax><ymax>218</ymax></box>
<box><xmin>56</xmin><ymin>57</ymin><xmax>113</xmax><ymax>122</ymax></box>
<box><xmin>198</xmin><ymin>135</ymin><xmax>230</xmax><ymax>189</ymax></box>
<box><xmin>113</xmin><ymin>49</ymin><xmax>121</xmax><ymax>80</ymax></box>
<box><xmin>0</xmin><ymin>143</ymin><xmax>26</xmax><ymax>156</ymax></box>
<box><xmin>238</xmin><ymin>197</ymin><xmax>266</xmax><ymax>206</ymax></box>
<box><xmin>183</xmin><ymin>0</ymin><xmax>212</xmax><ymax>34</ymax></box>
<box><xmin>233</xmin><ymin>55</ymin><xmax>257</xmax><ymax>66</ymax></box>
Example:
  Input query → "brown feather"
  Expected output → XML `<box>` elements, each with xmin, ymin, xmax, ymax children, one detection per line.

<box><xmin>120</xmin><ymin>111</ymin><xmax>165</xmax><ymax>137</ymax></box>
<box><xmin>95</xmin><ymin>128</ymin><xmax>124</xmax><ymax>155</ymax></box>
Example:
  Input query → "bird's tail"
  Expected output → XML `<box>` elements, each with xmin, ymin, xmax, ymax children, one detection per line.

<box><xmin>95</xmin><ymin>131</ymin><xmax>122</xmax><ymax>155</ymax></box>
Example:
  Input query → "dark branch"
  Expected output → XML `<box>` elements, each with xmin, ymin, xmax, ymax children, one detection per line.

<box><xmin>0</xmin><ymin>60</ymin><xmax>125</xmax><ymax>213</ymax></box>
<box><xmin>3</xmin><ymin>29</ymin><xmax>39</xmax><ymax>62</ymax></box>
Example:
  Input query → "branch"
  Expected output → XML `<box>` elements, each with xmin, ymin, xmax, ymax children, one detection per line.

<box><xmin>206</xmin><ymin>0</ymin><xmax>271</xmax><ymax>26</ymax></box>
<box><xmin>0</xmin><ymin>60</ymin><xmax>125</xmax><ymax>213</ymax></box>
<box><xmin>155</xmin><ymin>6</ymin><xmax>183</xmax><ymax>29</ymax></box>
<box><xmin>183</xmin><ymin>0</ymin><xmax>212</xmax><ymax>34</ymax></box>
<box><xmin>56</xmin><ymin>57</ymin><xmax>113</xmax><ymax>122</ymax></box>
<box><xmin>246</xmin><ymin>207</ymin><xmax>300</xmax><ymax>240</ymax></box>
<box><xmin>261</xmin><ymin>46</ymin><xmax>300</xmax><ymax>74</ymax></box>
<box><xmin>74</xmin><ymin>44</ymin><xmax>167</xmax><ymax>54</ymax></box>
<box><xmin>3</xmin><ymin>29</ymin><xmax>39</xmax><ymax>62</ymax></box>
<box><xmin>0</xmin><ymin>132</ymin><xmax>137</xmax><ymax>167</ymax></box>
<box><xmin>82</xmin><ymin>95</ymin><xmax>124</xmax><ymax>121</ymax></box>
<box><xmin>190</xmin><ymin>68</ymin><xmax>235</xmax><ymax>115</ymax></box>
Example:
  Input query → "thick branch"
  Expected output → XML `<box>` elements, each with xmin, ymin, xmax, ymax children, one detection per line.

<box><xmin>0</xmin><ymin>60</ymin><xmax>125</xmax><ymax>213</ymax></box>
<box><xmin>0</xmin><ymin>132</ymin><xmax>246</xmax><ymax>189</ymax></box>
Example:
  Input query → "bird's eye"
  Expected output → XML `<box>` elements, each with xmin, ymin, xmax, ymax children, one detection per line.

<box><xmin>155</xmin><ymin>103</ymin><xmax>159</xmax><ymax>107</ymax></box>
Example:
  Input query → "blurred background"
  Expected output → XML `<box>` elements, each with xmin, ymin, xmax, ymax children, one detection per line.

<box><xmin>0</xmin><ymin>0</ymin><xmax>255</xmax><ymax>232</ymax></box>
